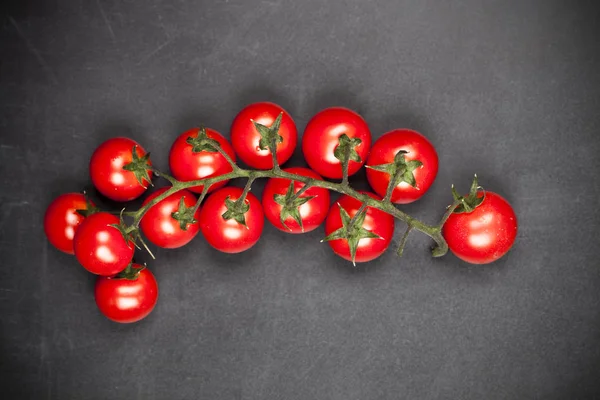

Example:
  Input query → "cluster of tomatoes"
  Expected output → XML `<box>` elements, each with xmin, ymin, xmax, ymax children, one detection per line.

<box><xmin>44</xmin><ymin>102</ymin><xmax>518</xmax><ymax>323</ymax></box>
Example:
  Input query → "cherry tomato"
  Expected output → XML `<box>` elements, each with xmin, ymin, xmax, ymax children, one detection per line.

<box><xmin>199</xmin><ymin>187</ymin><xmax>264</xmax><ymax>253</ymax></box>
<box><xmin>169</xmin><ymin>127</ymin><xmax>236</xmax><ymax>194</ymax></box>
<box><xmin>366</xmin><ymin>129</ymin><xmax>439</xmax><ymax>204</ymax></box>
<box><xmin>90</xmin><ymin>137</ymin><xmax>152</xmax><ymax>202</ymax></box>
<box><xmin>302</xmin><ymin>107</ymin><xmax>371</xmax><ymax>179</ymax></box>
<box><xmin>230</xmin><ymin>102</ymin><xmax>297</xmax><ymax>169</ymax></box>
<box><xmin>262</xmin><ymin>167</ymin><xmax>330</xmax><ymax>233</ymax></box>
<box><xmin>73</xmin><ymin>212</ymin><xmax>135</xmax><ymax>275</ymax></box>
<box><xmin>44</xmin><ymin>193</ymin><xmax>95</xmax><ymax>254</ymax></box>
<box><xmin>324</xmin><ymin>193</ymin><xmax>395</xmax><ymax>263</ymax></box>
<box><xmin>140</xmin><ymin>188</ymin><xmax>201</xmax><ymax>249</ymax></box>
<box><xmin>95</xmin><ymin>264</ymin><xmax>158</xmax><ymax>323</ymax></box>
<box><xmin>443</xmin><ymin>191</ymin><xmax>518</xmax><ymax>264</ymax></box>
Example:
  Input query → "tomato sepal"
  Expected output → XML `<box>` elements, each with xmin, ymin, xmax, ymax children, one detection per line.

<box><xmin>75</xmin><ymin>191</ymin><xmax>101</xmax><ymax>217</ymax></box>
<box><xmin>113</xmin><ymin>262</ymin><xmax>145</xmax><ymax>281</ymax></box>
<box><xmin>170</xmin><ymin>196</ymin><xmax>198</xmax><ymax>231</ymax></box>
<box><xmin>273</xmin><ymin>181</ymin><xmax>315</xmax><ymax>232</ymax></box>
<box><xmin>322</xmin><ymin>204</ymin><xmax>380</xmax><ymax>266</ymax></box>
<box><xmin>122</xmin><ymin>146</ymin><xmax>153</xmax><ymax>188</ymax></box>
<box><xmin>252</xmin><ymin>112</ymin><xmax>284</xmax><ymax>151</ymax></box>
<box><xmin>334</xmin><ymin>134</ymin><xmax>363</xmax><ymax>164</ymax></box>
<box><xmin>451</xmin><ymin>174</ymin><xmax>485</xmax><ymax>214</ymax></box>
<box><xmin>366</xmin><ymin>150</ymin><xmax>423</xmax><ymax>188</ymax></box>
<box><xmin>186</xmin><ymin>126</ymin><xmax>221</xmax><ymax>153</ymax></box>
<box><xmin>222</xmin><ymin>196</ymin><xmax>251</xmax><ymax>226</ymax></box>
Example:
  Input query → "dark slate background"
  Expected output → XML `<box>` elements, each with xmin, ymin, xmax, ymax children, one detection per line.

<box><xmin>1</xmin><ymin>0</ymin><xmax>599</xmax><ymax>399</ymax></box>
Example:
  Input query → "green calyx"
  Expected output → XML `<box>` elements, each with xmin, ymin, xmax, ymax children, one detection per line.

<box><xmin>171</xmin><ymin>197</ymin><xmax>198</xmax><ymax>231</ymax></box>
<box><xmin>186</xmin><ymin>126</ymin><xmax>221</xmax><ymax>153</ymax></box>
<box><xmin>273</xmin><ymin>181</ymin><xmax>315</xmax><ymax>232</ymax></box>
<box><xmin>451</xmin><ymin>174</ymin><xmax>485</xmax><ymax>213</ymax></box>
<box><xmin>222</xmin><ymin>196</ymin><xmax>250</xmax><ymax>226</ymax></box>
<box><xmin>122</xmin><ymin>146</ymin><xmax>152</xmax><ymax>188</ymax></box>
<box><xmin>253</xmin><ymin>112</ymin><xmax>284</xmax><ymax>151</ymax></box>
<box><xmin>114</xmin><ymin>262</ymin><xmax>144</xmax><ymax>280</ymax></box>
<box><xmin>334</xmin><ymin>134</ymin><xmax>362</xmax><ymax>164</ymax></box>
<box><xmin>76</xmin><ymin>191</ymin><xmax>100</xmax><ymax>217</ymax></box>
<box><xmin>322</xmin><ymin>205</ymin><xmax>380</xmax><ymax>266</ymax></box>
<box><xmin>366</xmin><ymin>150</ymin><xmax>423</xmax><ymax>188</ymax></box>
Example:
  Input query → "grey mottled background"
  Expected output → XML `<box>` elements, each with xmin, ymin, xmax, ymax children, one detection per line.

<box><xmin>1</xmin><ymin>0</ymin><xmax>599</xmax><ymax>399</ymax></box>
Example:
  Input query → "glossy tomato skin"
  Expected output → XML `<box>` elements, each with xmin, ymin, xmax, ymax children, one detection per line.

<box><xmin>366</xmin><ymin>129</ymin><xmax>439</xmax><ymax>204</ymax></box>
<box><xmin>262</xmin><ymin>167</ymin><xmax>330</xmax><ymax>233</ymax></box>
<box><xmin>90</xmin><ymin>137</ymin><xmax>152</xmax><ymax>202</ymax></box>
<box><xmin>44</xmin><ymin>193</ymin><xmax>94</xmax><ymax>254</ymax></box>
<box><xmin>230</xmin><ymin>102</ymin><xmax>297</xmax><ymax>169</ymax></box>
<box><xmin>169</xmin><ymin>128</ymin><xmax>236</xmax><ymax>194</ymax></box>
<box><xmin>73</xmin><ymin>212</ymin><xmax>135</xmax><ymax>275</ymax></box>
<box><xmin>302</xmin><ymin>107</ymin><xmax>371</xmax><ymax>179</ymax></box>
<box><xmin>95</xmin><ymin>265</ymin><xmax>158</xmax><ymax>323</ymax></box>
<box><xmin>140</xmin><ymin>188</ymin><xmax>200</xmax><ymax>249</ymax></box>
<box><xmin>199</xmin><ymin>187</ymin><xmax>264</xmax><ymax>253</ymax></box>
<box><xmin>325</xmin><ymin>193</ymin><xmax>395</xmax><ymax>263</ymax></box>
<box><xmin>443</xmin><ymin>192</ymin><xmax>518</xmax><ymax>264</ymax></box>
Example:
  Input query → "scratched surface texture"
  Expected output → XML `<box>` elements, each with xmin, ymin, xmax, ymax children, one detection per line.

<box><xmin>1</xmin><ymin>0</ymin><xmax>600</xmax><ymax>399</ymax></box>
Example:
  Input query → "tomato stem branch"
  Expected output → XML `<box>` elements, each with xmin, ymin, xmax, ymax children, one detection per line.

<box><xmin>396</xmin><ymin>225</ymin><xmax>414</xmax><ymax>257</ymax></box>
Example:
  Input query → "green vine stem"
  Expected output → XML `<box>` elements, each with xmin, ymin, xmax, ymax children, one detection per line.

<box><xmin>129</xmin><ymin>151</ymin><xmax>456</xmax><ymax>259</ymax></box>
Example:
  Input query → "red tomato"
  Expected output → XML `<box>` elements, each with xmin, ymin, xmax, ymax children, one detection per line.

<box><xmin>302</xmin><ymin>107</ymin><xmax>371</xmax><ymax>179</ymax></box>
<box><xmin>73</xmin><ymin>212</ymin><xmax>135</xmax><ymax>275</ymax></box>
<box><xmin>324</xmin><ymin>193</ymin><xmax>395</xmax><ymax>263</ymax></box>
<box><xmin>90</xmin><ymin>137</ymin><xmax>152</xmax><ymax>202</ymax></box>
<box><xmin>140</xmin><ymin>188</ymin><xmax>201</xmax><ymax>249</ymax></box>
<box><xmin>199</xmin><ymin>187</ymin><xmax>264</xmax><ymax>253</ymax></box>
<box><xmin>44</xmin><ymin>193</ymin><xmax>95</xmax><ymax>254</ymax></box>
<box><xmin>262</xmin><ymin>167</ymin><xmax>330</xmax><ymax>233</ymax></box>
<box><xmin>366</xmin><ymin>129</ymin><xmax>439</xmax><ymax>204</ymax></box>
<box><xmin>443</xmin><ymin>191</ymin><xmax>518</xmax><ymax>264</ymax></box>
<box><xmin>230</xmin><ymin>102</ymin><xmax>297</xmax><ymax>169</ymax></box>
<box><xmin>95</xmin><ymin>264</ymin><xmax>158</xmax><ymax>323</ymax></box>
<box><xmin>169</xmin><ymin>127</ymin><xmax>236</xmax><ymax>194</ymax></box>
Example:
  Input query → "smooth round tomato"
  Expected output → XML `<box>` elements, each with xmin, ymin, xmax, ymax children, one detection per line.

<box><xmin>302</xmin><ymin>107</ymin><xmax>371</xmax><ymax>179</ymax></box>
<box><xmin>324</xmin><ymin>193</ymin><xmax>395</xmax><ymax>263</ymax></box>
<box><xmin>442</xmin><ymin>191</ymin><xmax>518</xmax><ymax>264</ymax></box>
<box><xmin>95</xmin><ymin>264</ymin><xmax>158</xmax><ymax>323</ymax></box>
<box><xmin>90</xmin><ymin>137</ymin><xmax>152</xmax><ymax>202</ymax></box>
<box><xmin>199</xmin><ymin>187</ymin><xmax>264</xmax><ymax>253</ymax></box>
<box><xmin>366</xmin><ymin>129</ymin><xmax>439</xmax><ymax>204</ymax></box>
<box><xmin>169</xmin><ymin>127</ymin><xmax>236</xmax><ymax>194</ymax></box>
<box><xmin>73</xmin><ymin>212</ymin><xmax>135</xmax><ymax>275</ymax></box>
<box><xmin>140</xmin><ymin>188</ymin><xmax>201</xmax><ymax>249</ymax></box>
<box><xmin>230</xmin><ymin>102</ymin><xmax>297</xmax><ymax>169</ymax></box>
<box><xmin>262</xmin><ymin>167</ymin><xmax>330</xmax><ymax>233</ymax></box>
<box><xmin>44</xmin><ymin>193</ymin><xmax>95</xmax><ymax>254</ymax></box>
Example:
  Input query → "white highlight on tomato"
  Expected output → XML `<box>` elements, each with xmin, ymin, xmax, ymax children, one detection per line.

<box><xmin>96</xmin><ymin>245</ymin><xmax>116</xmax><ymax>263</ymax></box>
<box><xmin>223</xmin><ymin>227</ymin><xmax>242</xmax><ymax>240</ymax></box>
<box><xmin>110</xmin><ymin>173</ymin><xmax>125</xmax><ymax>186</ymax></box>
<box><xmin>65</xmin><ymin>226</ymin><xmax>75</xmax><ymax>240</ymax></box>
<box><xmin>468</xmin><ymin>233</ymin><xmax>492</xmax><ymax>248</ymax></box>
<box><xmin>161</xmin><ymin>221</ymin><xmax>176</xmax><ymax>235</ymax></box>
<box><xmin>197</xmin><ymin>166</ymin><xmax>215</xmax><ymax>177</ymax></box>
<box><xmin>116</xmin><ymin>297</ymin><xmax>139</xmax><ymax>309</ymax></box>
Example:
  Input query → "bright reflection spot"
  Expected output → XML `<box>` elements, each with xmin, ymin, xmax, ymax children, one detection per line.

<box><xmin>96</xmin><ymin>231</ymin><xmax>110</xmax><ymax>242</ymax></box>
<box><xmin>111</xmin><ymin>158</ymin><xmax>124</xmax><ymax>168</ymax></box>
<box><xmin>325</xmin><ymin>141</ymin><xmax>339</xmax><ymax>163</ymax></box>
<box><xmin>469</xmin><ymin>212</ymin><xmax>494</xmax><ymax>230</ymax></box>
<box><xmin>300</xmin><ymin>203</ymin><xmax>311</xmax><ymax>218</ymax></box>
<box><xmin>223</xmin><ymin>227</ymin><xmax>242</xmax><ymax>240</ymax></box>
<box><xmin>116</xmin><ymin>297</ymin><xmax>139</xmax><ymax>309</ymax></box>
<box><xmin>198</xmin><ymin>154</ymin><xmax>216</xmax><ymax>163</ymax></box>
<box><xmin>65</xmin><ymin>226</ymin><xmax>75</xmax><ymax>240</ymax></box>
<box><xmin>110</xmin><ymin>173</ymin><xmax>125</xmax><ymax>185</ymax></box>
<box><xmin>66</xmin><ymin>211</ymin><xmax>79</xmax><ymax>225</ymax></box>
<box><xmin>197</xmin><ymin>166</ymin><xmax>215</xmax><ymax>177</ymax></box>
<box><xmin>117</xmin><ymin>286</ymin><xmax>140</xmax><ymax>295</ymax></box>
<box><xmin>468</xmin><ymin>233</ymin><xmax>492</xmax><ymax>248</ymax></box>
<box><xmin>161</xmin><ymin>221</ymin><xmax>176</xmax><ymax>234</ymax></box>
<box><xmin>96</xmin><ymin>246</ymin><xmax>116</xmax><ymax>263</ymax></box>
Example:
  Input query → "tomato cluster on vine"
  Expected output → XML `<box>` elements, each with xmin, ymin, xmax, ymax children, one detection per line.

<box><xmin>44</xmin><ymin>101</ymin><xmax>518</xmax><ymax>323</ymax></box>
